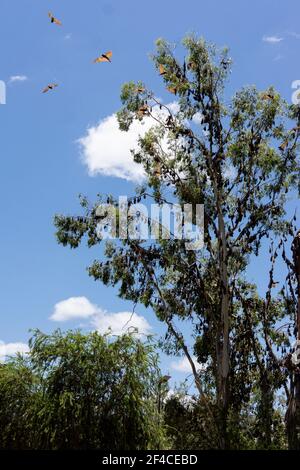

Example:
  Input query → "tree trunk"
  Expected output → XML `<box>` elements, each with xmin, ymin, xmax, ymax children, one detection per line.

<box><xmin>286</xmin><ymin>280</ymin><xmax>300</xmax><ymax>449</ymax></box>
<box><xmin>216</xmin><ymin>202</ymin><xmax>230</xmax><ymax>449</ymax></box>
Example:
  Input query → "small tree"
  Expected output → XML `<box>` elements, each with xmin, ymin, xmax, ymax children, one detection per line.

<box><xmin>0</xmin><ymin>359</ymin><xmax>38</xmax><ymax>449</ymax></box>
<box><xmin>0</xmin><ymin>330</ymin><xmax>166</xmax><ymax>450</ymax></box>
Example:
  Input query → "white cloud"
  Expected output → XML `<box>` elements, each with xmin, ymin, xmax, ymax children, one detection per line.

<box><xmin>50</xmin><ymin>296</ymin><xmax>98</xmax><ymax>321</ymax></box>
<box><xmin>91</xmin><ymin>310</ymin><xmax>151</xmax><ymax>336</ymax></box>
<box><xmin>9</xmin><ymin>75</ymin><xmax>28</xmax><ymax>83</ymax></box>
<box><xmin>79</xmin><ymin>114</ymin><xmax>148</xmax><ymax>182</ymax></box>
<box><xmin>50</xmin><ymin>296</ymin><xmax>151</xmax><ymax>336</ymax></box>
<box><xmin>192</xmin><ymin>112</ymin><xmax>204</xmax><ymax>125</ymax></box>
<box><xmin>0</xmin><ymin>341</ymin><xmax>29</xmax><ymax>362</ymax></box>
<box><xmin>78</xmin><ymin>102</ymin><xmax>179</xmax><ymax>182</ymax></box>
<box><xmin>262</xmin><ymin>35</ymin><xmax>283</xmax><ymax>44</ymax></box>
<box><xmin>171</xmin><ymin>356</ymin><xmax>205</xmax><ymax>373</ymax></box>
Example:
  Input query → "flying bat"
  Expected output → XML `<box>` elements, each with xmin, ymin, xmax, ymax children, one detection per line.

<box><xmin>48</xmin><ymin>12</ymin><xmax>62</xmax><ymax>26</ymax></box>
<box><xmin>42</xmin><ymin>83</ymin><xmax>58</xmax><ymax>93</ymax></box>
<box><xmin>94</xmin><ymin>51</ymin><xmax>112</xmax><ymax>63</ymax></box>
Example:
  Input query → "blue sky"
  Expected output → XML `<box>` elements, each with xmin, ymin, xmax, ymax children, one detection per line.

<box><xmin>0</xmin><ymin>0</ymin><xmax>299</xmax><ymax>385</ymax></box>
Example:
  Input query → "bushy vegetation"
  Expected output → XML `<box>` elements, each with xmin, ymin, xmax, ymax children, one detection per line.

<box><xmin>0</xmin><ymin>330</ymin><xmax>166</xmax><ymax>450</ymax></box>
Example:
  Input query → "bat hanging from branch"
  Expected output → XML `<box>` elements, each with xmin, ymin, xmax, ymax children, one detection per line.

<box><xmin>292</xmin><ymin>230</ymin><xmax>300</xmax><ymax>278</ymax></box>
<box><xmin>159</xmin><ymin>64</ymin><xmax>167</xmax><ymax>76</ymax></box>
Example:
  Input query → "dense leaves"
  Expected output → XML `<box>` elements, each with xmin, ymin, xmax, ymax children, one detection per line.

<box><xmin>0</xmin><ymin>330</ymin><xmax>166</xmax><ymax>450</ymax></box>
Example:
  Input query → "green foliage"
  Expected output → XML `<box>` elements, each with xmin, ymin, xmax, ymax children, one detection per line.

<box><xmin>0</xmin><ymin>330</ymin><xmax>167</xmax><ymax>450</ymax></box>
<box><xmin>164</xmin><ymin>392</ymin><xmax>287</xmax><ymax>450</ymax></box>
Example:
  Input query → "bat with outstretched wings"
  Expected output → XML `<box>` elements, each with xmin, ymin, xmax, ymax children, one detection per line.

<box><xmin>42</xmin><ymin>83</ymin><xmax>58</xmax><ymax>93</ymax></box>
<box><xmin>48</xmin><ymin>12</ymin><xmax>62</xmax><ymax>26</ymax></box>
<box><xmin>93</xmin><ymin>51</ymin><xmax>112</xmax><ymax>63</ymax></box>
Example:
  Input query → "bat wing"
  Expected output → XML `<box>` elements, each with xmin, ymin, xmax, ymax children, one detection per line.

<box><xmin>49</xmin><ymin>12</ymin><xmax>62</xmax><ymax>25</ymax></box>
<box><xmin>42</xmin><ymin>84</ymin><xmax>58</xmax><ymax>93</ymax></box>
<box><xmin>94</xmin><ymin>53</ymin><xmax>112</xmax><ymax>63</ymax></box>
<box><xmin>94</xmin><ymin>57</ymin><xmax>106</xmax><ymax>63</ymax></box>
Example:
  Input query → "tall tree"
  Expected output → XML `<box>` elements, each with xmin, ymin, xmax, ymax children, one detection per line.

<box><xmin>55</xmin><ymin>36</ymin><xmax>300</xmax><ymax>448</ymax></box>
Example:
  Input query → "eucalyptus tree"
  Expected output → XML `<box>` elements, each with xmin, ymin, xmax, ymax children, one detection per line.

<box><xmin>55</xmin><ymin>36</ymin><xmax>300</xmax><ymax>448</ymax></box>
